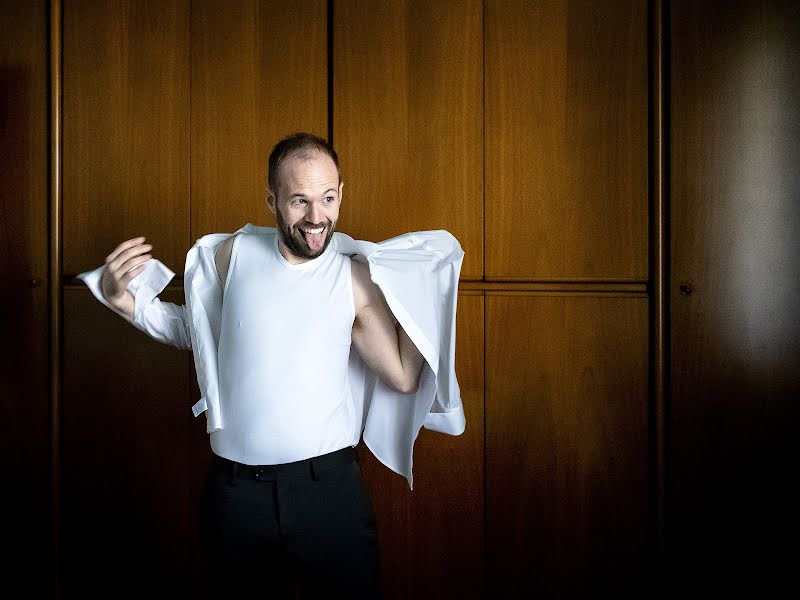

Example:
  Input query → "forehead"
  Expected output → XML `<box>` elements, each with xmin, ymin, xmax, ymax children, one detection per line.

<box><xmin>277</xmin><ymin>151</ymin><xmax>339</xmax><ymax>195</ymax></box>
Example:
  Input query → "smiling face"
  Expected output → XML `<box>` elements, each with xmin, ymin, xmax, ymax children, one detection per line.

<box><xmin>267</xmin><ymin>151</ymin><xmax>343</xmax><ymax>264</ymax></box>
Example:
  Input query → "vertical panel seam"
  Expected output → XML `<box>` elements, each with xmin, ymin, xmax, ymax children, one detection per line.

<box><xmin>49</xmin><ymin>0</ymin><xmax>64</xmax><ymax>597</ymax></box>
<box><xmin>648</xmin><ymin>0</ymin><xmax>669</xmax><ymax>595</ymax></box>
<box><xmin>186</xmin><ymin>0</ymin><xmax>193</xmax><ymax>571</ymax></box>
<box><xmin>327</xmin><ymin>0</ymin><xmax>334</xmax><ymax>145</ymax></box>
<box><xmin>481</xmin><ymin>0</ymin><xmax>486</xmax><ymax>282</ymax></box>
<box><xmin>188</xmin><ymin>0</ymin><xmax>192</xmax><ymax>248</ymax></box>
<box><xmin>481</xmin><ymin>1</ymin><xmax>488</xmax><ymax>593</ymax></box>
<box><xmin>482</xmin><ymin>291</ymin><xmax>488</xmax><ymax>596</ymax></box>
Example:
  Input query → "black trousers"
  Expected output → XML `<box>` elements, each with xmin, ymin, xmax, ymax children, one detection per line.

<box><xmin>202</xmin><ymin>446</ymin><xmax>381</xmax><ymax>599</ymax></box>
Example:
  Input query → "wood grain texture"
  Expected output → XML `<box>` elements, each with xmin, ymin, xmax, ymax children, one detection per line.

<box><xmin>333</xmin><ymin>0</ymin><xmax>483</xmax><ymax>279</ymax></box>
<box><xmin>485</xmin><ymin>0</ymin><xmax>648</xmax><ymax>281</ymax></box>
<box><xmin>0</xmin><ymin>1</ymin><xmax>51</xmax><ymax>595</ymax></box>
<box><xmin>649</xmin><ymin>0</ymin><xmax>667</xmax><ymax>589</ymax></box>
<box><xmin>63</xmin><ymin>0</ymin><xmax>190</xmax><ymax>274</ymax></box>
<box><xmin>62</xmin><ymin>288</ymin><xmax>195</xmax><ymax>598</ymax></box>
<box><xmin>486</xmin><ymin>293</ymin><xmax>648</xmax><ymax>598</ymax></box>
<box><xmin>191</xmin><ymin>0</ymin><xmax>327</xmax><ymax>238</ymax></box>
<box><xmin>669</xmin><ymin>0</ymin><xmax>800</xmax><ymax>594</ymax></box>
<box><xmin>359</xmin><ymin>292</ymin><xmax>484</xmax><ymax>599</ymax></box>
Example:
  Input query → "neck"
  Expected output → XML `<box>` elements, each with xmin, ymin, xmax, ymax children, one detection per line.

<box><xmin>277</xmin><ymin>238</ymin><xmax>310</xmax><ymax>265</ymax></box>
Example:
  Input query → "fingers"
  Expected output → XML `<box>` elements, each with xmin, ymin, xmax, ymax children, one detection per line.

<box><xmin>119</xmin><ymin>262</ymin><xmax>147</xmax><ymax>287</ymax></box>
<box><xmin>106</xmin><ymin>240</ymin><xmax>153</xmax><ymax>275</ymax></box>
<box><xmin>120</xmin><ymin>252</ymin><xmax>152</xmax><ymax>274</ymax></box>
<box><xmin>105</xmin><ymin>236</ymin><xmax>146</xmax><ymax>265</ymax></box>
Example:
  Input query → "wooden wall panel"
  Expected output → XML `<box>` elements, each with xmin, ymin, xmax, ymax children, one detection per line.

<box><xmin>486</xmin><ymin>294</ymin><xmax>648</xmax><ymax>598</ymax></box>
<box><xmin>191</xmin><ymin>0</ymin><xmax>327</xmax><ymax>238</ymax></box>
<box><xmin>63</xmin><ymin>0</ymin><xmax>190</xmax><ymax>274</ymax></box>
<box><xmin>359</xmin><ymin>292</ymin><xmax>484</xmax><ymax>599</ymax></box>
<box><xmin>62</xmin><ymin>288</ymin><xmax>195</xmax><ymax>598</ymax></box>
<box><xmin>485</xmin><ymin>0</ymin><xmax>648</xmax><ymax>281</ymax></box>
<box><xmin>333</xmin><ymin>0</ymin><xmax>483</xmax><ymax>280</ymax></box>
<box><xmin>0</xmin><ymin>1</ymin><xmax>50</xmax><ymax>595</ymax></box>
<box><xmin>56</xmin><ymin>2</ymin><xmax>661</xmax><ymax>597</ymax></box>
<box><xmin>669</xmin><ymin>0</ymin><xmax>800</xmax><ymax>594</ymax></box>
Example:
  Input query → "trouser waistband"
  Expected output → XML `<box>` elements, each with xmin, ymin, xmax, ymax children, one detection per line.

<box><xmin>212</xmin><ymin>446</ymin><xmax>356</xmax><ymax>483</ymax></box>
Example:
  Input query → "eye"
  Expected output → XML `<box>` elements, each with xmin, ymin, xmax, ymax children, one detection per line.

<box><xmin>292</xmin><ymin>198</ymin><xmax>307</xmax><ymax>206</ymax></box>
<box><xmin>324</xmin><ymin>196</ymin><xmax>335</xmax><ymax>204</ymax></box>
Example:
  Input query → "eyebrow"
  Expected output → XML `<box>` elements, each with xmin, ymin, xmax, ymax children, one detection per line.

<box><xmin>289</xmin><ymin>188</ymin><xmax>338</xmax><ymax>198</ymax></box>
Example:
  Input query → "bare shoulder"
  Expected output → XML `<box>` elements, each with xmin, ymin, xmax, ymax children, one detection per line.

<box><xmin>350</xmin><ymin>257</ymin><xmax>371</xmax><ymax>284</ymax></box>
<box><xmin>350</xmin><ymin>258</ymin><xmax>378</xmax><ymax>315</ymax></box>
<box><xmin>214</xmin><ymin>233</ymin><xmax>239</xmax><ymax>284</ymax></box>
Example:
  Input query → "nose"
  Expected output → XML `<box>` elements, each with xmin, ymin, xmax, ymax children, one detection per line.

<box><xmin>306</xmin><ymin>201</ymin><xmax>323</xmax><ymax>225</ymax></box>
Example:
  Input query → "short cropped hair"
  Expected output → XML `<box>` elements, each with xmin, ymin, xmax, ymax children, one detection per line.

<box><xmin>268</xmin><ymin>132</ymin><xmax>341</xmax><ymax>194</ymax></box>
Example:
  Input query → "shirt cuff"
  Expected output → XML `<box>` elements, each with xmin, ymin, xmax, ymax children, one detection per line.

<box><xmin>76</xmin><ymin>259</ymin><xmax>176</xmax><ymax>327</ymax></box>
<box><xmin>423</xmin><ymin>405</ymin><xmax>466</xmax><ymax>435</ymax></box>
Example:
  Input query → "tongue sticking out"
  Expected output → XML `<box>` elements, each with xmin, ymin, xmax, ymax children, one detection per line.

<box><xmin>304</xmin><ymin>229</ymin><xmax>326</xmax><ymax>253</ymax></box>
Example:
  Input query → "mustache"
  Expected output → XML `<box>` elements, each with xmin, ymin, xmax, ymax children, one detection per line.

<box><xmin>294</xmin><ymin>221</ymin><xmax>333</xmax><ymax>230</ymax></box>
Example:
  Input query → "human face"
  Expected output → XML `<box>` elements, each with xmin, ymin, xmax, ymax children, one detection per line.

<box><xmin>267</xmin><ymin>152</ymin><xmax>343</xmax><ymax>264</ymax></box>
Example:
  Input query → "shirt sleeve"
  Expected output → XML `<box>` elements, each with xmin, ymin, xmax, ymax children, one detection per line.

<box><xmin>76</xmin><ymin>259</ymin><xmax>192</xmax><ymax>350</ymax></box>
<box><xmin>355</xmin><ymin>230</ymin><xmax>466</xmax><ymax>487</ymax></box>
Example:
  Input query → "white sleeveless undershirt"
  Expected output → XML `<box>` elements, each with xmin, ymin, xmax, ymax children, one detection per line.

<box><xmin>210</xmin><ymin>231</ymin><xmax>358</xmax><ymax>465</ymax></box>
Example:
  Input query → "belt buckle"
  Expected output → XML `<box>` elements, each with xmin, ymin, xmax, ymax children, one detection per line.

<box><xmin>253</xmin><ymin>466</ymin><xmax>265</xmax><ymax>480</ymax></box>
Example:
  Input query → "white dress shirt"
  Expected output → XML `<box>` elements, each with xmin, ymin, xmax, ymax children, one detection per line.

<box><xmin>78</xmin><ymin>224</ymin><xmax>466</xmax><ymax>488</ymax></box>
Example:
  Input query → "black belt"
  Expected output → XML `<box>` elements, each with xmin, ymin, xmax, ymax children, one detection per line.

<box><xmin>213</xmin><ymin>446</ymin><xmax>356</xmax><ymax>483</ymax></box>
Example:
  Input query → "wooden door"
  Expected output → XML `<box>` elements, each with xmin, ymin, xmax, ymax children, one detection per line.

<box><xmin>485</xmin><ymin>0</ymin><xmax>648</xmax><ymax>281</ymax></box>
<box><xmin>191</xmin><ymin>0</ymin><xmax>327</xmax><ymax>237</ymax></box>
<box><xmin>358</xmin><ymin>292</ymin><xmax>484</xmax><ymax>599</ymax></box>
<box><xmin>62</xmin><ymin>0</ymin><xmax>191</xmax><ymax>274</ymax></box>
<box><xmin>333</xmin><ymin>0</ymin><xmax>484</xmax><ymax>280</ymax></box>
<box><xmin>60</xmin><ymin>1</ymin><xmax>327</xmax><ymax>597</ymax></box>
<box><xmin>483</xmin><ymin>1</ymin><xmax>650</xmax><ymax>596</ymax></box>
<box><xmin>56</xmin><ymin>1</ymin><xmax>656</xmax><ymax>598</ymax></box>
<box><xmin>0</xmin><ymin>1</ymin><xmax>51</xmax><ymax>596</ymax></box>
<box><xmin>60</xmin><ymin>2</ymin><xmax>192</xmax><ymax>596</ymax></box>
<box><xmin>334</xmin><ymin>5</ymin><xmax>485</xmax><ymax>595</ymax></box>
<box><xmin>486</xmin><ymin>294</ymin><xmax>649</xmax><ymax>597</ymax></box>
<box><xmin>670</xmin><ymin>0</ymin><xmax>800</xmax><ymax>595</ymax></box>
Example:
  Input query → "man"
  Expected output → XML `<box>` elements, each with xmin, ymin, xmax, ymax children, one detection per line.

<box><xmin>86</xmin><ymin>133</ymin><xmax>463</xmax><ymax>598</ymax></box>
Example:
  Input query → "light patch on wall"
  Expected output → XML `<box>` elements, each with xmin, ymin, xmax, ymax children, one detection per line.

<box><xmin>721</xmin><ymin>15</ymin><xmax>800</xmax><ymax>366</ymax></box>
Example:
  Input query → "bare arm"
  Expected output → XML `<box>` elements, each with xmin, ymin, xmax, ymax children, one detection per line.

<box><xmin>100</xmin><ymin>236</ymin><xmax>153</xmax><ymax>318</ymax></box>
<box><xmin>350</xmin><ymin>260</ymin><xmax>425</xmax><ymax>394</ymax></box>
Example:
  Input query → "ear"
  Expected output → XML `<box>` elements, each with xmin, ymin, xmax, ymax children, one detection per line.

<box><xmin>266</xmin><ymin>188</ymin><xmax>277</xmax><ymax>215</ymax></box>
<box><xmin>338</xmin><ymin>181</ymin><xmax>344</xmax><ymax>204</ymax></box>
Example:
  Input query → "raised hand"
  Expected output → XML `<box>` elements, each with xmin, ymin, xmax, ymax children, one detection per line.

<box><xmin>100</xmin><ymin>236</ymin><xmax>153</xmax><ymax>318</ymax></box>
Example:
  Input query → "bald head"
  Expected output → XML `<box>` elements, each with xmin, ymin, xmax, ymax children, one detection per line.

<box><xmin>268</xmin><ymin>132</ymin><xmax>341</xmax><ymax>197</ymax></box>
